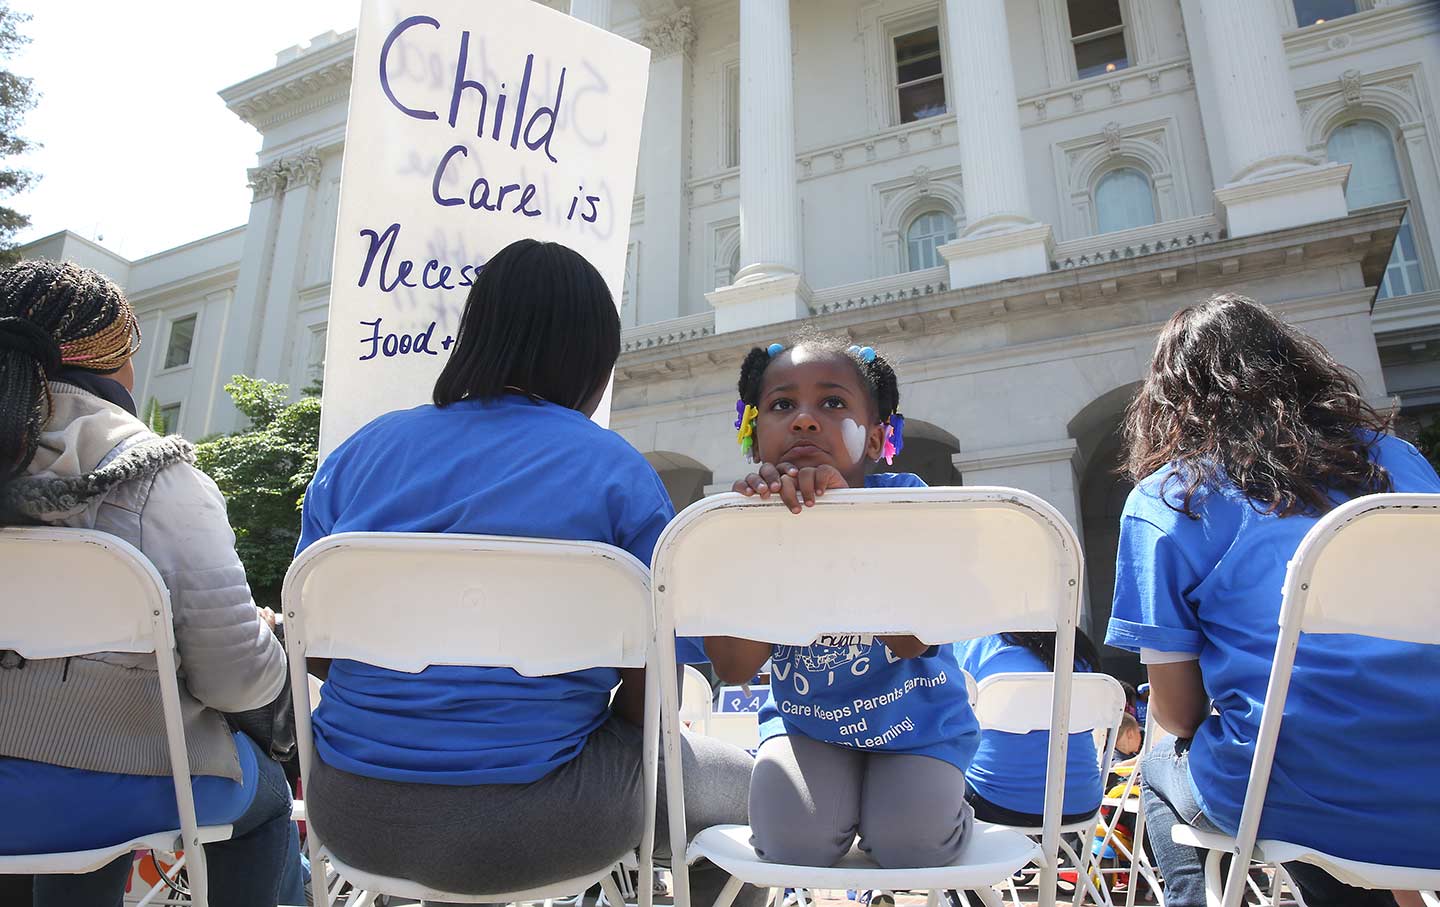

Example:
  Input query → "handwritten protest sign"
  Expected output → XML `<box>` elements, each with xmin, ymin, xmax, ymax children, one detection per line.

<box><xmin>319</xmin><ymin>0</ymin><xmax>650</xmax><ymax>457</ymax></box>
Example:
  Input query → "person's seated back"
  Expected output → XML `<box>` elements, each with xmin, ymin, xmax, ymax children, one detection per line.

<box><xmin>0</xmin><ymin>261</ymin><xmax>299</xmax><ymax>906</ymax></box>
<box><xmin>1106</xmin><ymin>294</ymin><xmax>1440</xmax><ymax>906</ymax></box>
<box><xmin>295</xmin><ymin>240</ymin><xmax>757</xmax><ymax>904</ymax></box>
<box><xmin>955</xmin><ymin>632</ymin><xmax>1104</xmax><ymax>827</ymax></box>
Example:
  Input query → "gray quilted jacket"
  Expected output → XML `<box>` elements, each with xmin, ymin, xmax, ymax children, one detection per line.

<box><xmin>0</xmin><ymin>382</ymin><xmax>286</xmax><ymax>781</ymax></box>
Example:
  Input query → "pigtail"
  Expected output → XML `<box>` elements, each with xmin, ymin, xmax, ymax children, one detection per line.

<box><xmin>737</xmin><ymin>346</ymin><xmax>773</xmax><ymax>406</ymax></box>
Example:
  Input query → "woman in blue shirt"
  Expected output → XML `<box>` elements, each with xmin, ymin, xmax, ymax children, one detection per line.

<box><xmin>954</xmin><ymin>632</ymin><xmax>1104</xmax><ymax>828</ymax></box>
<box><xmin>1106</xmin><ymin>294</ymin><xmax>1440</xmax><ymax>907</ymax></box>
<box><xmin>712</xmin><ymin>333</ymin><xmax>980</xmax><ymax>869</ymax></box>
<box><xmin>299</xmin><ymin>239</ymin><xmax>758</xmax><ymax>905</ymax></box>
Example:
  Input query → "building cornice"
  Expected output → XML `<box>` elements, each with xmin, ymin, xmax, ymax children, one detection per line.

<box><xmin>615</xmin><ymin>205</ymin><xmax>1407</xmax><ymax>381</ymax></box>
<box><xmin>220</xmin><ymin>31</ymin><xmax>357</xmax><ymax>131</ymax></box>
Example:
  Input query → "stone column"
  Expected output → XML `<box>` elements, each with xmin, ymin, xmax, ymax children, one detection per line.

<box><xmin>569</xmin><ymin>0</ymin><xmax>610</xmax><ymax>28</ymax></box>
<box><xmin>1182</xmin><ymin>0</ymin><xmax>1349</xmax><ymax>237</ymax></box>
<box><xmin>208</xmin><ymin>160</ymin><xmax>289</xmax><ymax>433</ymax></box>
<box><xmin>936</xmin><ymin>0</ymin><xmax>1054</xmax><ymax>289</ymax></box>
<box><xmin>637</xmin><ymin>9</ymin><xmax>694</xmax><ymax>325</ymax></box>
<box><xmin>706</xmin><ymin>0</ymin><xmax>811</xmax><ymax>333</ymax></box>
<box><xmin>251</xmin><ymin>150</ymin><xmax>323</xmax><ymax>381</ymax></box>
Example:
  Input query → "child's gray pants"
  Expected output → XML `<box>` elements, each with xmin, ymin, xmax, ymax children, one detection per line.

<box><xmin>749</xmin><ymin>732</ymin><xmax>974</xmax><ymax>868</ymax></box>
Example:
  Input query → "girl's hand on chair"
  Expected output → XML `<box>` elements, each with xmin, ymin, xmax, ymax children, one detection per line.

<box><xmin>778</xmin><ymin>464</ymin><xmax>846</xmax><ymax>513</ymax></box>
<box><xmin>734</xmin><ymin>461</ymin><xmax>788</xmax><ymax>498</ymax></box>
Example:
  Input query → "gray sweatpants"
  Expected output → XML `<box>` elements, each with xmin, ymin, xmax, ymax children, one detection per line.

<box><xmin>307</xmin><ymin>716</ymin><xmax>766</xmax><ymax>907</ymax></box>
<box><xmin>749</xmin><ymin>734</ymin><xmax>974</xmax><ymax>869</ymax></box>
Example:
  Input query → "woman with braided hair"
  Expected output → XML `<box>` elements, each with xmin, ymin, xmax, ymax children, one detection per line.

<box><xmin>0</xmin><ymin>260</ymin><xmax>303</xmax><ymax>907</ymax></box>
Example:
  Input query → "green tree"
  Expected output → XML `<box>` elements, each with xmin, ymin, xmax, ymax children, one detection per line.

<box><xmin>143</xmin><ymin>397</ymin><xmax>167</xmax><ymax>434</ymax></box>
<box><xmin>0</xmin><ymin>3</ymin><xmax>37</xmax><ymax>266</ymax></box>
<box><xmin>194</xmin><ymin>376</ymin><xmax>321</xmax><ymax>605</ymax></box>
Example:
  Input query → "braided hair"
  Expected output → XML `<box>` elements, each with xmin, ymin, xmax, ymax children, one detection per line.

<box><xmin>0</xmin><ymin>260</ymin><xmax>139</xmax><ymax>483</ymax></box>
<box><xmin>737</xmin><ymin>328</ymin><xmax>901</xmax><ymax>423</ymax></box>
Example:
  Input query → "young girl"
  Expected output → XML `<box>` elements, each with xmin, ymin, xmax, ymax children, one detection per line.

<box><xmin>1108</xmin><ymin>294</ymin><xmax>1440</xmax><ymax>907</ymax></box>
<box><xmin>709</xmin><ymin>331</ymin><xmax>979</xmax><ymax>868</ymax></box>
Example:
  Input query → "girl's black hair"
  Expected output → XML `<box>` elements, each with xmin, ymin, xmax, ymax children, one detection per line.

<box><xmin>434</xmin><ymin>239</ymin><xmax>619</xmax><ymax>411</ymax></box>
<box><xmin>1000</xmin><ymin>630</ymin><xmax>1103</xmax><ymax>672</ymax></box>
<box><xmin>736</xmin><ymin>327</ymin><xmax>900</xmax><ymax>421</ymax></box>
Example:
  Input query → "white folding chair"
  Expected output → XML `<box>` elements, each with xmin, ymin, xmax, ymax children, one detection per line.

<box><xmin>651</xmin><ymin>487</ymin><xmax>1087</xmax><ymax>907</ymax></box>
<box><xmin>282</xmin><ymin>531</ymin><xmax>660</xmax><ymax>907</ymax></box>
<box><xmin>682</xmin><ymin>664</ymin><xmax>715</xmax><ymax>734</ymax></box>
<box><xmin>1169</xmin><ymin>494</ymin><xmax>1440</xmax><ymax>907</ymax></box>
<box><xmin>0</xmin><ymin>527</ymin><xmax>233</xmax><ymax>907</ymax></box>
<box><xmin>972</xmin><ymin>672</ymin><xmax>1125</xmax><ymax>907</ymax></box>
<box><xmin>1088</xmin><ymin>706</ymin><xmax>1164</xmax><ymax>907</ymax></box>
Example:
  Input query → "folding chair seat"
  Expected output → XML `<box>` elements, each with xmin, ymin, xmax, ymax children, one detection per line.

<box><xmin>283</xmin><ymin>532</ymin><xmax>661</xmax><ymax>907</ymax></box>
<box><xmin>1169</xmin><ymin>494</ymin><xmax>1440</xmax><ymax>907</ymax></box>
<box><xmin>651</xmin><ymin>487</ymin><xmax>1090</xmax><ymax>907</ymax></box>
<box><xmin>0</xmin><ymin>527</ymin><xmax>234</xmax><ymax>907</ymax></box>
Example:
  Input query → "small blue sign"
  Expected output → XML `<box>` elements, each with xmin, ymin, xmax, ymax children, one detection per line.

<box><xmin>717</xmin><ymin>685</ymin><xmax>771</xmax><ymax>713</ymax></box>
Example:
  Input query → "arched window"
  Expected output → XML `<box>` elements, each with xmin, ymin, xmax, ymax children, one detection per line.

<box><xmin>905</xmin><ymin>210</ymin><xmax>956</xmax><ymax>271</ymax></box>
<box><xmin>1327</xmin><ymin>120</ymin><xmax>1426</xmax><ymax>299</ymax></box>
<box><xmin>1094</xmin><ymin>167</ymin><xmax>1156</xmax><ymax>234</ymax></box>
<box><xmin>728</xmin><ymin>247</ymin><xmax>741</xmax><ymax>286</ymax></box>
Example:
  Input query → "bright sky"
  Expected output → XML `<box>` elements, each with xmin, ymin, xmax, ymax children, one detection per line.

<box><xmin>10</xmin><ymin>0</ymin><xmax>361</xmax><ymax>260</ymax></box>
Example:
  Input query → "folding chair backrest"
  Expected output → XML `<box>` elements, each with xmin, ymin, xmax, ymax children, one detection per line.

<box><xmin>1222</xmin><ymin>493</ymin><xmax>1440</xmax><ymax>907</ymax></box>
<box><xmin>654</xmin><ymin>487</ymin><xmax>1082</xmax><ymax>645</ymax></box>
<box><xmin>1282</xmin><ymin>493</ymin><xmax>1440</xmax><ymax>645</ymax></box>
<box><xmin>652</xmin><ymin>489</ymin><xmax>1084</xmax><ymax>907</ymax></box>
<box><xmin>282</xmin><ymin>532</ymin><xmax>652</xmax><ymax>675</ymax></box>
<box><xmin>0</xmin><ymin>527</ymin><xmax>210</xmax><ymax>905</ymax></box>
<box><xmin>282</xmin><ymin>532</ymin><xmax>658</xmax><ymax>907</ymax></box>
<box><xmin>680</xmin><ymin>664</ymin><xmax>713</xmax><ymax>730</ymax></box>
<box><xmin>1</xmin><ymin>527</ymin><xmax>171</xmax><ymax>657</ymax></box>
<box><xmin>975</xmin><ymin>672</ymin><xmax>1125</xmax><ymax>736</ymax></box>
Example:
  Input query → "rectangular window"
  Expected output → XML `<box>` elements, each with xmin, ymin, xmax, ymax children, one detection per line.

<box><xmin>894</xmin><ymin>26</ymin><xmax>947</xmax><ymax>124</ymax></box>
<box><xmin>1069</xmin><ymin>0</ymin><xmax>1129</xmax><ymax>79</ymax></box>
<box><xmin>724</xmin><ymin>62</ymin><xmax>740</xmax><ymax>169</ymax></box>
<box><xmin>159</xmin><ymin>403</ymin><xmax>180</xmax><ymax>436</ymax></box>
<box><xmin>163</xmin><ymin>314</ymin><xmax>197</xmax><ymax>369</ymax></box>
<box><xmin>1292</xmin><ymin>0</ymin><xmax>1359</xmax><ymax>27</ymax></box>
<box><xmin>306</xmin><ymin>326</ymin><xmax>328</xmax><ymax>385</ymax></box>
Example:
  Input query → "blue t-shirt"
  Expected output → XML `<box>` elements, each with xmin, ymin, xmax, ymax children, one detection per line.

<box><xmin>758</xmin><ymin>473</ymin><xmax>981</xmax><ymax>771</ymax></box>
<box><xmin>955</xmin><ymin>635</ymin><xmax>1102</xmax><ymax>818</ymax></box>
<box><xmin>1106</xmin><ymin>434</ymin><xmax>1440</xmax><ymax>866</ymax></box>
<box><xmin>0</xmin><ymin>731</ymin><xmax>257</xmax><ymax>855</ymax></box>
<box><xmin>298</xmin><ymin>396</ymin><xmax>677</xmax><ymax>786</ymax></box>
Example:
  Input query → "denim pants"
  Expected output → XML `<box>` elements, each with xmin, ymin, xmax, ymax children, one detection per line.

<box><xmin>1140</xmin><ymin>735</ymin><xmax>1397</xmax><ymax>907</ymax></box>
<box><xmin>32</xmin><ymin>734</ymin><xmax>305</xmax><ymax>907</ymax></box>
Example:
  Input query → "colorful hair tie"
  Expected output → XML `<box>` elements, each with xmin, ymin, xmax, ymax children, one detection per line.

<box><xmin>846</xmin><ymin>344</ymin><xmax>876</xmax><ymax>363</ymax></box>
<box><xmin>880</xmin><ymin>413</ymin><xmax>906</xmax><ymax>466</ymax></box>
<box><xmin>735</xmin><ymin>399</ymin><xmax>759</xmax><ymax>459</ymax></box>
<box><xmin>767</xmin><ymin>343</ymin><xmax>784</xmax><ymax>357</ymax></box>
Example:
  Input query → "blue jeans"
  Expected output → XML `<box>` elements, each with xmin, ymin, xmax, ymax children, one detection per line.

<box><xmin>32</xmin><ymin>736</ymin><xmax>305</xmax><ymax>907</ymax></box>
<box><xmin>1140</xmin><ymin>735</ymin><xmax>1396</xmax><ymax>907</ymax></box>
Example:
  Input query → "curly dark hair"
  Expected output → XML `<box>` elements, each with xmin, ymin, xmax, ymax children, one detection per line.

<box><xmin>1122</xmin><ymin>293</ymin><xmax>1393</xmax><ymax>519</ymax></box>
<box><xmin>737</xmin><ymin>327</ymin><xmax>900</xmax><ymax>422</ymax></box>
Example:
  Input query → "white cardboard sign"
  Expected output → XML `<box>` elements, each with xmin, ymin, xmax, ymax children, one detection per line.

<box><xmin>319</xmin><ymin>0</ymin><xmax>650</xmax><ymax>457</ymax></box>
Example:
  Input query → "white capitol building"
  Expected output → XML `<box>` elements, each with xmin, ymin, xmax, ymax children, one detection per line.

<box><xmin>22</xmin><ymin>0</ymin><xmax>1440</xmax><ymax>650</ymax></box>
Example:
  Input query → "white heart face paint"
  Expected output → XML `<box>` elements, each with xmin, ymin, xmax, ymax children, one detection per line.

<box><xmin>841</xmin><ymin>418</ymin><xmax>868</xmax><ymax>463</ymax></box>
